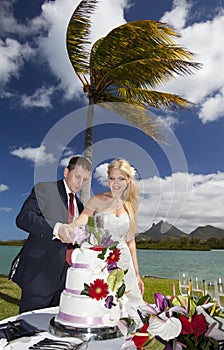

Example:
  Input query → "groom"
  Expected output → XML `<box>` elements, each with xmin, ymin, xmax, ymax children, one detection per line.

<box><xmin>12</xmin><ymin>156</ymin><xmax>92</xmax><ymax>313</ymax></box>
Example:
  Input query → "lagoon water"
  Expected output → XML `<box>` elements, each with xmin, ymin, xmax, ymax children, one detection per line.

<box><xmin>1</xmin><ymin>246</ymin><xmax>224</xmax><ymax>282</ymax></box>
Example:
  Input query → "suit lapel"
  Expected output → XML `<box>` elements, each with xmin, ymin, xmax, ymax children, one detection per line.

<box><xmin>57</xmin><ymin>180</ymin><xmax>68</xmax><ymax>222</ymax></box>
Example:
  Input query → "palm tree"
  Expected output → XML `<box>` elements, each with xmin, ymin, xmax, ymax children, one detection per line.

<box><xmin>66</xmin><ymin>0</ymin><xmax>201</xmax><ymax>202</ymax></box>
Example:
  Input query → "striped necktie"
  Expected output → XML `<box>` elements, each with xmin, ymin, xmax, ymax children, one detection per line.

<box><xmin>68</xmin><ymin>192</ymin><xmax>74</xmax><ymax>224</ymax></box>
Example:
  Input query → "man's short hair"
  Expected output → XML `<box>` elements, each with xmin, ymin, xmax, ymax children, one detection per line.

<box><xmin>67</xmin><ymin>156</ymin><xmax>92</xmax><ymax>172</ymax></box>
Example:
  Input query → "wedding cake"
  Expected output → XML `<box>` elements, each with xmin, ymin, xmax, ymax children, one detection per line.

<box><xmin>55</xmin><ymin>241</ymin><xmax>126</xmax><ymax>329</ymax></box>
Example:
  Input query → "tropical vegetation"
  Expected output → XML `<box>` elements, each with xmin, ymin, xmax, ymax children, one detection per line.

<box><xmin>66</xmin><ymin>0</ymin><xmax>201</xmax><ymax>201</ymax></box>
<box><xmin>2</xmin><ymin>237</ymin><xmax>224</xmax><ymax>250</ymax></box>
<box><xmin>136</xmin><ymin>237</ymin><xmax>224</xmax><ymax>251</ymax></box>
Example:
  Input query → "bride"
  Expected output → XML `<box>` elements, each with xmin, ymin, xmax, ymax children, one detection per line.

<box><xmin>60</xmin><ymin>158</ymin><xmax>144</xmax><ymax>312</ymax></box>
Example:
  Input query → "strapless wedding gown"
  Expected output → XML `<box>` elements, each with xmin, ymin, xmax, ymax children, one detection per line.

<box><xmin>94</xmin><ymin>212</ymin><xmax>145</xmax><ymax>316</ymax></box>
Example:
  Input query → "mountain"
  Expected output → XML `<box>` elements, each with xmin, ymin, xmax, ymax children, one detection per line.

<box><xmin>190</xmin><ymin>225</ymin><xmax>224</xmax><ymax>241</ymax></box>
<box><xmin>137</xmin><ymin>220</ymin><xmax>188</xmax><ymax>241</ymax></box>
<box><xmin>137</xmin><ymin>221</ymin><xmax>224</xmax><ymax>241</ymax></box>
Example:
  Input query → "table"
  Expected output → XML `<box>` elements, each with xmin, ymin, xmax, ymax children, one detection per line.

<box><xmin>0</xmin><ymin>307</ymin><xmax>127</xmax><ymax>350</ymax></box>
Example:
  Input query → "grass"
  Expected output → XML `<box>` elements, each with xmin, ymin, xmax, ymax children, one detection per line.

<box><xmin>0</xmin><ymin>275</ymin><xmax>21</xmax><ymax>320</ymax></box>
<box><xmin>0</xmin><ymin>275</ymin><xmax>179</xmax><ymax>321</ymax></box>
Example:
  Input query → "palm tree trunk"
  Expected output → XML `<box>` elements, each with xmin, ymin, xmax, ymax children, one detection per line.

<box><xmin>79</xmin><ymin>104</ymin><xmax>94</xmax><ymax>204</ymax></box>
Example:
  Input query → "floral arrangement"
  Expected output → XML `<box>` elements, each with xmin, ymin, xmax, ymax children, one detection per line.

<box><xmin>119</xmin><ymin>291</ymin><xmax>224</xmax><ymax>350</ymax></box>
<box><xmin>79</xmin><ymin>217</ymin><xmax>127</xmax><ymax>309</ymax></box>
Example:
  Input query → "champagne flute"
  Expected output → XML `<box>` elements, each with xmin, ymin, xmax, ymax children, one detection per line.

<box><xmin>192</xmin><ymin>276</ymin><xmax>204</xmax><ymax>300</ymax></box>
<box><xmin>217</xmin><ymin>277</ymin><xmax>224</xmax><ymax>310</ymax></box>
<box><xmin>179</xmin><ymin>272</ymin><xmax>190</xmax><ymax>296</ymax></box>
<box><xmin>204</xmin><ymin>280</ymin><xmax>217</xmax><ymax>300</ymax></box>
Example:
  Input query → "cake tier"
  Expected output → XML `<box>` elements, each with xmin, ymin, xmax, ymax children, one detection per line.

<box><xmin>65</xmin><ymin>266</ymin><xmax>107</xmax><ymax>295</ymax></box>
<box><xmin>56</xmin><ymin>291</ymin><xmax>120</xmax><ymax>328</ymax></box>
<box><xmin>71</xmin><ymin>244</ymin><xmax>105</xmax><ymax>267</ymax></box>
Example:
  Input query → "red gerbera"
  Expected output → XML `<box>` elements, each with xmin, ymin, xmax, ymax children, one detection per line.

<box><xmin>88</xmin><ymin>279</ymin><xmax>109</xmax><ymax>300</ymax></box>
<box><xmin>179</xmin><ymin>313</ymin><xmax>207</xmax><ymax>340</ymax></box>
<box><xmin>106</xmin><ymin>248</ymin><xmax>121</xmax><ymax>264</ymax></box>
<box><xmin>132</xmin><ymin>323</ymin><xmax>149</xmax><ymax>349</ymax></box>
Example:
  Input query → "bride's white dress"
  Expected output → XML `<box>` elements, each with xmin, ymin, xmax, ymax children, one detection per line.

<box><xmin>94</xmin><ymin>212</ymin><xmax>145</xmax><ymax>316</ymax></box>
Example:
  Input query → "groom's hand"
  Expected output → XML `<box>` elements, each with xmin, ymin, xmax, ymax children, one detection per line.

<box><xmin>58</xmin><ymin>224</ymin><xmax>74</xmax><ymax>243</ymax></box>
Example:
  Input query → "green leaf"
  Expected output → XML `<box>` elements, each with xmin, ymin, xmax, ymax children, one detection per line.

<box><xmin>80</xmin><ymin>282</ymin><xmax>90</xmax><ymax>296</ymax></box>
<box><xmin>142</xmin><ymin>336</ymin><xmax>166</xmax><ymax>350</ymax></box>
<box><xmin>196</xmin><ymin>294</ymin><xmax>211</xmax><ymax>305</ymax></box>
<box><xmin>87</xmin><ymin>216</ymin><xmax>95</xmax><ymax>228</ymax></box>
<box><xmin>116</xmin><ymin>282</ymin><xmax>126</xmax><ymax>299</ymax></box>
<box><xmin>109</xmin><ymin>241</ymin><xmax>119</xmax><ymax>250</ymax></box>
<box><xmin>107</xmin><ymin>270</ymin><xmax>124</xmax><ymax>291</ymax></box>
<box><xmin>97</xmin><ymin>247</ymin><xmax>107</xmax><ymax>260</ymax></box>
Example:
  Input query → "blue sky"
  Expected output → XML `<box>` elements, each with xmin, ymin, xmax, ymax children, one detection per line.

<box><xmin>1</xmin><ymin>0</ymin><xmax>224</xmax><ymax>241</ymax></box>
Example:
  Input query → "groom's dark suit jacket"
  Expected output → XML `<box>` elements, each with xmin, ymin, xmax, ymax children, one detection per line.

<box><xmin>13</xmin><ymin>179</ymin><xmax>83</xmax><ymax>297</ymax></box>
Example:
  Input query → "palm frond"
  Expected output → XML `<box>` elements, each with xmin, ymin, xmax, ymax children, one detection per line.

<box><xmin>66</xmin><ymin>0</ymin><xmax>98</xmax><ymax>75</ymax></box>
<box><xmin>100</xmin><ymin>57</ymin><xmax>200</xmax><ymax>89</ymax></box>
<box><xmin>92</xmin><ymin>20</ymin><xmax>196</xmax><ymax>66</ymax></box>
<box><xmin>116</xmin><ymin>87</ymin><xmax>195</xmax><ymax>110</ymax></box>
<box><xmin>91</xmin><ymin>20</ymin><xmax>201</xmax><ymax>88</ymax></box>
<box><xmin>99</xmin><ymin>102</ymin><xmax>164</xmax><ymax>142</ymax></box>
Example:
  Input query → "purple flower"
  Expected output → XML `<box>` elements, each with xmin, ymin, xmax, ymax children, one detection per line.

<box><xmin>105</xmin><ymin>295</ymin><xmax>116</xmax><ymax>309</ymax></box>
<box><xmin>73</xmin><ymin>225</ymin><xmax>89</xmax><ymax>245</ymax></box>
<box><xmin>107</xmin><ymin>262</ymin><xmax>118</xmax><ymax>272</ymax></box>
<box><xmin>154</xmin><ymin>293</ymin><xmax>169</xmax><ymax>312</ymax></box>
<box><xmin>101</xmin><ymin>233</ymin><xmax>115</xmax><ymax>247</ymax></box>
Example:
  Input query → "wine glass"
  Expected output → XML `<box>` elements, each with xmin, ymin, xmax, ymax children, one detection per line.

<box><xmin>217</xmin><ymin>277</ymin><xmax>224</xmax><ymax>310</ymax></box>
<box><xmin>192</xmin><ymin>276</ymin><xmax>204</xmax><ymax>300</ymax></box>
<box><xmin>204</xmin><ymin>280</ymin><xmax>217</xmax><ymax>300</ymax></box>
<box><xmin>179</xmin><ymin>272</ymin><xmax>190</xmax><ymax>296</ymax></box>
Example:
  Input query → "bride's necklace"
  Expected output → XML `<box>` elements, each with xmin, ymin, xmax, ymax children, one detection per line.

<box><xmin>112</xmin><ymin>197</ymin><xmax>123</xmax><ymax>216</ymax></box>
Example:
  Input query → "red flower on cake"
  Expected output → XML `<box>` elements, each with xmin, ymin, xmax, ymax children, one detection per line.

<box><xmin>106</xmin><ymin>248</ymin><xmax>121</xmax><ymax>264</ymax></box>
<box><xmin>89</xmin><ymin>279</ymin><xmax>109</xmax><ymax>300</ymax></box>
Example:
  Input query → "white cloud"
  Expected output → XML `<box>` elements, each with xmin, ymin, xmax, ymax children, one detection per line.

<box><xmin>21</xmin><ymin>86</ymin><xmax>55</xmax><ymax>109</ymax></box>
<box><xmin>138</xmin><ymin>172</ymin><xmax>224</xmax><ymax>234</ymax></box>
<box><xmin>1</xmin><ymin>0</ymin><xmax>224</xmax><ymax>123</ymax></box>
<box><xmin>198</xmin><ymin>88</ymin><xmax>224</xmax><ymax>123</ymax></box>
<box><xmin>0</xmin><ymin>38</ymin><xmax>33</xmax><ymax>86</ymax></box>
<box><xmin>0</xmin><ymin>207</ymin><xmax>12</xmax><ymax>213</ymax></box>
<box><xmin>38</xmin><ymin>0</ymin><xmax>128</xmax><ymax>100</ymax></box>
<box><xmin>94</xmin><ymin>163</ymin><xmax>109</xmax><ymax>187</ymax></box>
<box><xmin>10</xmin><ymin>145</ymin><xmax>56</xmax><ymax>166</ymax></box>
<box><xmin>0</xmin><ymin>0</ymin><xmax>128</xmax><ymax>104</ymax></box>
<box><xmin>0</xmin><ymin>184</ymin><xmax>9</xmax><ymax>192</ymax></box>
<box><xmin>161</xmin><ymin>0</ymin><xmax>191</xmax><ymax>31</ymax></box>
<box><xmin>94</xmin><ymin>164</ymin><xmax>224</xmax><ymax>234</ymax></box>
<box><xmin>159</xmin><ymin>0</ymin><xmax>224</xmax><ymax>123</ymax></box>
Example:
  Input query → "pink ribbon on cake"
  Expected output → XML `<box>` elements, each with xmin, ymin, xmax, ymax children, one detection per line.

<box><xmin>65</xmin><ymin>288</ymin><xmax>81</xmax><ymax>295</ymax></box>
<box><xmin>71</xmin><ymin>263</ymin><xmax>91</xmax><ymax>268</ymax></box>
<box><xmin>58</xmin><ymin>311</ymin><xmax>104</xmax><ymax>326</ymax></box>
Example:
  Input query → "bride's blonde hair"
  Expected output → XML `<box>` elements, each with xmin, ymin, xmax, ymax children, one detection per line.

<box><xmin>107</xmin><ymin>159</ymin><xmax>139</xmax><ymax>236</ymax></box>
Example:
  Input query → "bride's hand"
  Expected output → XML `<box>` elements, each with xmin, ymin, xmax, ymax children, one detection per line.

<box><xmin>137</xmin><ymin>275</ymin><xmax>144</xmax><ymax>295</ymax></box>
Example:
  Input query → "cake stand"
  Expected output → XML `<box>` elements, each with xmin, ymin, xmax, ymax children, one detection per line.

<box><xmin>49</xmin><ymin>317</ymin><xmax>123</xmax><ymax>341</ymax></box>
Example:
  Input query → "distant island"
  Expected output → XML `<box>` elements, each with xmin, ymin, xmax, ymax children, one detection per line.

<box><xmin>1</xmin><ymin>221</ymin><xmax>224</xmax><ymax>250</ymax></box>
<box><xmin>136</xmin><ymin>220</ymin><xmax>224</xmax><ymax>250</ymax></box>
<box><xmin>0</xmin><ymin>239</ymin><xmax>26</xmax><ymax>246</ymax></box>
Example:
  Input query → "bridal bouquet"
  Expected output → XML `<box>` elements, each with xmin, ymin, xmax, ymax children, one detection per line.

<box><xmin>119</xmin><ymin>292</ymin><xmax>224</xmax><ymax>350</ymax></box>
